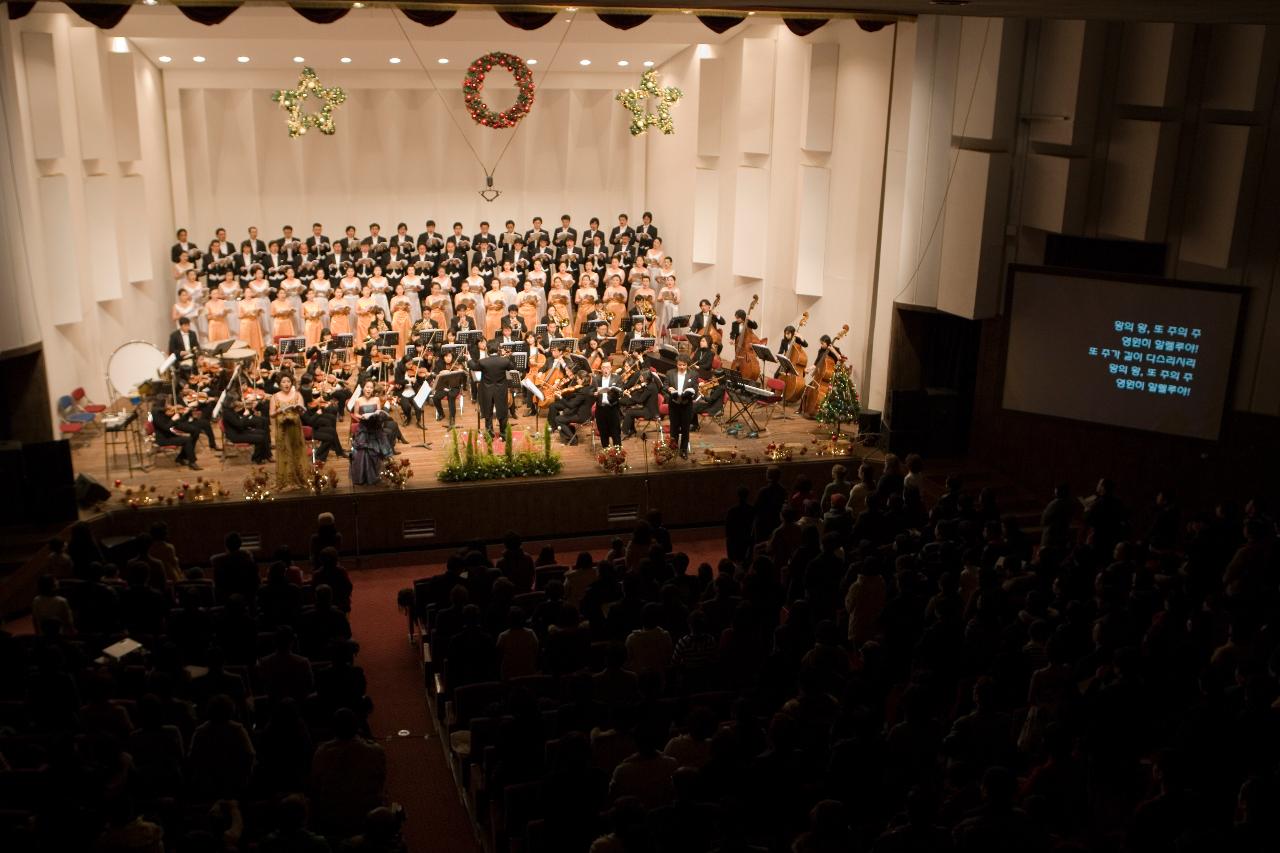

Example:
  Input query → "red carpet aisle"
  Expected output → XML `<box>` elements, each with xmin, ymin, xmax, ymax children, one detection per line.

<box><xmin>345</xmin><ymin>527</ymin><xmax>728</xmax><ymax>852</ymax></box>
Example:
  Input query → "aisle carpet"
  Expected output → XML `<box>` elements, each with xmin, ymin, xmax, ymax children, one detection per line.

<box><xmin>346</xmin><ymin>526</ymin><xmax>728</xmax><ymax>853</ymax></box>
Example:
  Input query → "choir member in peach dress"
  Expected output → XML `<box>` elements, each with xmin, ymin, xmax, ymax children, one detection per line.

<box><xmin>271</xmin><ymin>292</ymin><xmax>296</xmax><ymax>340</ymax></box>
<box><xmin>390</xmin><ymin>286</ymin><xmax>414</xmax><ymax>359</ymax></box>
<box><xmin>573</xmin><ymin>282</ymin><xmax>599</xmax><ymax>338</ymax></box>
<box><xmin>355</xmin><ymin>285</ymin><xmax>378</xmax><ymax>343</ymax></box>
<box><xmin>303</xmin><ymin>291</ymin><xmax>327</xmax><ymax>349</ymax></box>
<box><xmin>327</xmin><ymin>294</ymin><xmax>352</xmax><ymax>337</ymax></box>
<box><xmin>483</xmin><ymin>279</ymin><xmax>506</xmax><ymax>341</ymax></box>
<box><xmin>425</xmin><ymin>282</ymin><xmax>451</xmax><ymax>329</ymax></box>
<box><xmin>238</xmin><ymin>297</ymin><xmax>265</xmax><ymax>359</ymax></box>
<box><xmin>206</xmin><ymin>292</ymin><xmax>232</xmax><ymax>343</ymax></box>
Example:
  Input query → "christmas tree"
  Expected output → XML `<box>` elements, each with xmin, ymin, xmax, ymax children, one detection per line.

<box><xmin>815</xmin><ymin>363</ymin><xmax>861</xmax><ymax>436</ymax></box>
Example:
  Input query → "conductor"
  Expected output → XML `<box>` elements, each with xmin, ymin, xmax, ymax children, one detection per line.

<box><xmin>664</xmin><ymin>353</ymin><xmax>699</xmax><ymax>459</ymax></box>
<box><xmin>470</xmin><ymin>343</ymin><xmax>514</xmax><ymax>436</ymax></box>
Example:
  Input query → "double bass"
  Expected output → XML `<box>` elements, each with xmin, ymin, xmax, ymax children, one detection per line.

<box><xmin>730</xmin><ymin>295</ymin><xmax>762</xmax><ymax>382</ymax></box>
<box><xmin>798</xmin><ymin>324</ymin><xmax>849</xmax><ymax>417</ymax></box>
<box><xmin>781</xmin><ymin>311</ymin><xmax>810</xmax><ymax>404</ymax></box>
<box><xmin>706</xmin><ymin>293</ymin><xmax>724</xmax><ymax>351</ymax></box>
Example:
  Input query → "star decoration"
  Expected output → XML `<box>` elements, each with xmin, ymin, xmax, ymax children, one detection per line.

<box><xmin>616</xmin><ymin>69</ymin><xmax>683</xmax><ymax>136</ymax></box>
<box><xmin>271</xmin><ymin>66</ymin><xmax>347</xmax><ymax>138</ymax></box>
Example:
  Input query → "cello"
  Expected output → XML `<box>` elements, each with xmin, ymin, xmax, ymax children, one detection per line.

<box><xmin>781</xmin><ymin>311</ymin><xmax>809</xmax><ymax>404</ymax></box>
<box><xmin>798</xmin><ymin>324</ymin><xmax>849</xmax><ymax>417</ymax></box>
<box><xmin>731</xmin><ymin>295</ymin><xmax>762</xmax><ymax>382</ymax></box>
<box><xmin>706</xmin><ymin>293</ymin><xmax>724</xmax><ymax>351</ymax></box>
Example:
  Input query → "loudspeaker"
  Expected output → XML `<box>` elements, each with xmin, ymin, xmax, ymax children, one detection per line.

<box><xmin>856</xmin><ymin>409</ymin><xmax>882</xmax><ymax>444</ymax></box>
<box><xmin>75</xmin><ymin>473</ymin><xmax>112</xmax><ymax>507</ymax></box>
<box><xmin>20</xmin><ymin>439</ymin><xmax>77</xmax><ymax>523</ymax></box>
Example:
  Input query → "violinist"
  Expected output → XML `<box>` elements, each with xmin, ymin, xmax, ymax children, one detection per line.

<box><xmin>621</xmin><ymin>369</ymin><xmax>660</xmax><ymax>439</ymax></box>
<box><xmin>692</xmin><ymin>334</ymin><xmax>716</xmax><ymax>374</ymax></box>
<box><xmin>224</xmin><ymin>392</ymin><xmax>272</xmax><ymax>463</ymax></box>
<box><xmin>432</xmin><ymin>347</ymin><xmax>464</xmax><ymax>426</ymax></box>
<box><xmin>175</xmin><ymin>387</ymin><xmax>220</xmax><ymax>452</ymax></box>
<box><xmin>302</xmin><ymin>385</ymin><xmax>347</xmax><ymax>463</ymax></box>
<box><xmin>150</xmin><ymin>395</ymin><xmax>201</xmax><ymax>470</ymax></box>
<box><xmin>397</xmin><ymin>353</ymin><xmax>432</xmax><ymax>428</ymax></box>
<box><xmin>549</xmin><ymin>370</ymin><xmax>593</xmax><ymax>444</ymax></box>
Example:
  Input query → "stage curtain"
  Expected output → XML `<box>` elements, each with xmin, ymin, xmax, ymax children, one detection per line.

<box><xmin>400</xmin><ymin>7</ymin><xmax>456</xmax><ymax>27</ymax></box>
<box><xmin>496</xmin><ymin>10</ymin><xmax>555</xmax><ymax>31</ymax></box>
<box><xmin>7</xmin><ymin>2</ymin><xmax>35</xmax><ymax>20</ymax></box>
<box><xmin>290</xmin><ymin>4</ymin><xmax>349</xmax><ymax>25</ymax></box>
<box><xmin>697</xmin><ymin>15</ymin><xmax>744</xmax><ymax>35</ymax></box>
<box><xmin>66</xmin><ymin>3</ymin><xmax>130</xmax><ymax>29</ymax></box>
<box><xmin>857</xmin><ymin>20</ymin><xmax>890</xmax><ymax>33</ymax></box>
<box><xmin>784</xmin><ymin>18</ymin><xmax>829</xmax><ymax>37</ymax></box>
<box><xmin>596</xmin><ymin>13</ymin><xmax>650</xmax><ymax>31</ymax></box>
<box><xmin>176</xmin><ymin>4</ymin><xmax>242</xmax><ymax>26</ymax></box>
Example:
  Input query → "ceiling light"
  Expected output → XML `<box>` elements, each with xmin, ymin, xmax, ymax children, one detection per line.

<box><xmin>389</xmin><ymin>57</ymin><xmax>401</xmax><ymax>64</ymax></box>
<box><xmin>682</xmin><ymin>9</ymin><xmax>692</xmax><ymax>13</ymax></box>
<box><xmin>748</xmin><ymin>10</ymin><xmax>756</xmax><ymax>15</ymax></box>
<box><xmin>109</xmin><ymin>37</ymin><xmax>129</xmax><ymax>54</ymax></box>
<box><xmin>293</xmin><ymin>56</ymin><xmax>305</xmax><ymax>63</ymax></box>
<box><xmin>237</xmin><ymin>56</ymin><xmax>250</xmax><ymax>64</ymax></box>
<box><xmin>617</xmin><ymin>60</ymin><xmax>629</xmax><ymax>67</ymax></box>
<box><xmin>566</xmin><ymin>6</ymin><xmax>578</xmax><ymax>11</ymax></box>
<box><xmin>340</xmin><ymin>57</ymin><xmax>352</xmax><ymax>64</ymax></box>
<box><xmin>643</xmin><ymin>60</ymin><xmax>655</xmax><ymax>68</ymax></box>
<box><xmin>142</xmin><ymin>0</ymin><xmax>157</xmax><ymax>5</ymax></box>
<box><xmin>579</xmin><ymin>59</ymin><xmax>591</xmax><ymax>66</ymax></box>
<box><xmin>526</xmin><ymin>59</ymin><xmax>537</xmax><ymax>65</ymax></box>
<box><xmin>193</xmin><ymin>55</ymin><xmax>205</xmax><ymax>63</ymax></box>
<box><xmin>352</xmin><ymin>1</ymin><xmax>365</xmax><ymax>7</ymax></box>
<box><xmin>158</xmin><ymin>55</ymin><xmax>172</xmax><ymax>63</ymax></box>
<box><xmin>437</xmin><ymin>57</ymin><xmax>449</xmax><ymax>64</ymax></box>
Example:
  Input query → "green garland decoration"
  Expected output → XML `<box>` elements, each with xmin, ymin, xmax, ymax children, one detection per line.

<box><xmin>437</xmin><ymin>425</ymin><xmax>562</xmax><ymax>482</ymax></box>
<box><xmin>271</xmin><ymin>66</ymin><xmax>346</xmax><ymax>138</ymax></box>
<box><xmin>616</xmin><ymin>69</ymin><xmax>683</xmax><ymax>136</ymax></box>
<box><xmin>463</xmin><ymin>51</ymin><xmax>536</xmax><ymax>129</ymax></box>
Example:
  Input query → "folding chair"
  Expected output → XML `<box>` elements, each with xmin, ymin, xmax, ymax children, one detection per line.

<box><xmin>71</xmin><ymin>387</ymin><xmax>107</xmax><ymax>415</ymax></box>
<box><xmin>57</xmin><ymin>395</ymin><xmax>96</xmax><ymax>439</ymax></box>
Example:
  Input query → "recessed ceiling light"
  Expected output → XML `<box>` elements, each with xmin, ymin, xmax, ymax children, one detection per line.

<box><xmin>526</xmin><ymin>58</ymin><xmax>537</xmax><ymax>65</ymax></box>
<box><xmin>566</xmin><ymin>6</ymin><xmax>578</xmax><ymax>11</ymax></box>
<box><xmin>929</xmin><ymin>0</ymin><xmax>970</xmax><ymax>5</ymax></box>
<box><xmin>237</xmin><ymin>56</ymin><xmax>250</xmax><ymax>64</ymax></box>
<box><xmin>682</xmin><ymin>9</ymin><xmax>691</xmax><ymax>13</ymax></box>
<box><xmin>340</xmin><ymin>57</ymin><xmax>352</xmax><ymax>64</ymax></box>
<box><xmin>158</xmin><ymin>55</ymin><xmax>172</xmax><ymax>63</ymax></box>
<box><xmin>389</xmin><ymin>57</ymin><xmax>401</xmax><ymax>64</ymax></box>
<box><xmin>617</xmin><ymin>60</ymin><xmax>629</xmax><ymax>67</ymax></box>
<box><xmin>142</xmin><ymin>0</ymin><xmax>157</xmax><ymax>5</ymax></box>
<box><xmin>293</xmin><ymin>56</ymin><xmax>305</xmax><ymax>63</ymax></box>
<box><xmin>110</xmin><ymin>37</ymin><xmax>129</xmax><ymax>54</ymax></box>
<box><xmin>748</xmin><ymin>10</ymin><xmax>756</xmax><ymax>15</ymax></box>
<box><xmin>192</xmin><ymin>55</ymin><xmax>205</xmax><ymax>63</ymax></box>
<box><xmin>437</xmin><ymin>57</ymin><xmax>449</xmax><ymax>64</ymax></box>
<box><xmin>352</xmin><ymin>1</ymin><xmax>365</xmax><ymax>7</ymax></box>
<box><xmin>579</xmin><ymin>59</ymin><xmax>591</xmax><ymax>66</ymax></box>
<box><xmin>643</xmin><ymin>60</ymin><xmax>655</xmax><ymax>68</ymax></box>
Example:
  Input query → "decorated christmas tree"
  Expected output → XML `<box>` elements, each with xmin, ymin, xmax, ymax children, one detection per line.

<box><xmin>815</xmin><ymin>363</ymin><xmax>861</xmax><ymax>436</ymax></box>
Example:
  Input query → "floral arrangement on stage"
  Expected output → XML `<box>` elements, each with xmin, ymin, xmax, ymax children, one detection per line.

<box><xmin>598</xmin><ymin>444</ymin><xmax>628</xmax><ymax>474</ymax></box>
<box><xmin>243</xmin><ymin>467</ymin><xmax>274</xmax><ymax>502</ymax></box>
<box><xmin>437</xmin><ymin>424</ymin><xmax>563</xmax><ymax>483</ymax></box>
<box><xmin>765</xmin><ymin>442</ymin><xmax>793</xmax><ymax>462</ymax></box>
<box><xmin>463</xmin><ymin>52</ymin><xmax>536</xmax><ymax>129</ymax></box>
<box><xmin>271</xmin><ymin>66</ymin><xmax>347</xmax><ymax>138</ymax></box>
<box><xmin>815</xmin><ymin>364</ymin><xmax>861</xmax><ymax>436</ymax></box>
<box><xmin>119</xmin><ymin>483</ymin><xmax>163</xmax><ymax>508</ymax></box>
<box><xmin>116</xmin><ymin>475</ymin><xmax>231</xmax><ymax>509</ymax></box>
<box><xmin>652</xmin><ymin>439</ymin><xmax>677</xmax><ymax>466</ymax></box>
<box><xmin>701</xmin><ymin>447</ymin><xmax>740</xmax><ymax>465</ymax></box>
<box><xmin>381</xmin><ymin>457</ymin><xmax>415</xmax><ymax>489</ymax></box>
<box><xmin>617</xmin><ymin>69</ymin><xmax>683</xmax><ymax>136</ymax></box>
<box><xmin>308</xmin><ymin>463</ymin><xmax>340</xmax><ymax>496</ymax></box>
<box><xmin>182</xmin><ymin>477</ymin><xmax>232</xmax><ymax>503</ymax></box>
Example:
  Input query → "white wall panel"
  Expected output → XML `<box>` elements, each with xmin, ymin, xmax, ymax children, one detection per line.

<box><xmin>1029</xmin><ymin>20</ymin><xmax>1103</xmax><ymax>147</ymax></box>
<box><xmin>1202</xmin><ymin>24</ymin><xmax>1267</xmax><ymax>111</ymax></box>
<box><xmin>951</xmin><ymin>17</ymin><xmax>1020</xmax><ymax>142</ymax></box>
<box><xmin>1098</xmin><ymin>119</ymin><xmax>1179</xmax><ymax>241</ymax></box>
<box><xmin>937</xmin><ymin>150</ymin><xmax>1008</xmax><ymax>320</ymax></box>
<box><xmin>696</xmin><ymin>57</ymin><xmax>722</xmax><ymax>158</ymax></box>
<box><xmin>794</xmin><ymin>166</ymin><xmax>829</xmax><ymax>296</ymax></box>
<box><xmin>107</xmin><ymin>52</ymin><xmax>141</xmax><ymax>161</ymax></box>
<box><xmin>38</xmin><ymin>174</ymin><xmax>83</xmax><ymax>325</ymax></box>
<box><xmin>739</xmin><ymin>39</ymin><xmax>776</xmax><ymax>156</ymax></box>
<box><xmin>119</xmin><ymin>174</ymin><xmax>153</xmax><ymax>283</ymax></box>
<box><xmin>1115</xmin><ymin>22</ymin><xmax>1191</xmax><ymax>108</ymax></box>
<box><xmin>21</xmin><ymin>31</ymin><xmax>64</xmax><ymax>159</ymax></box>
<box><xmin>732</xmin><ymin>166</ymin><xmax>768</xmax><ymax>279</ymax></box>
<box><xmin>1021</xmin><ymin>153</ymin><xmax>1089</xmax><ymax>234</ymax></box>
<box><xmin>68</xmin><ymin>27</ymin><xmax>109</xmax><ymax>163</ymax></box>
<box><xmin>84</xmin><ymin>176</ymin><xmax>123</xmax><ymax>301</ymax></box>
<box><xmin>802</xmin><ymin>43</ymin><xmax>838</xmax><ymax>153</ymax></box>
<box><xmin>691</xmin><ymin>168</ymin><xmax>719</xmax><ymax>265</ymax></box>
<box><xmin>1179</xmin><ymin>123</ymin><xmax>1253</xmax><ymax>270</ymax></box>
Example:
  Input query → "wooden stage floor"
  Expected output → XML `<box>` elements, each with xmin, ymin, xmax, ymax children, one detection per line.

<box><xmin>75</xmin><ymin>404</ymin><xmax>879</xmax><ymax>512</ymax></box>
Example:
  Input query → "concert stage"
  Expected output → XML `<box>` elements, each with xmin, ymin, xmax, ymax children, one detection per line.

<box><xmin>69</xmin><ymin>408</ymin><xmax>880</xmax><ymax>563</ymax></box>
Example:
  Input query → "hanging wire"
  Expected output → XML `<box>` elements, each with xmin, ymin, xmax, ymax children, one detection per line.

<box><xmin>391</xmin><ymin>7</ymin><xmax>580</xmax><ymax>182</ymax></box>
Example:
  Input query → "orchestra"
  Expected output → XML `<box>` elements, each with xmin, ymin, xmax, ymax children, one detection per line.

<box><xmin>149</xmin><ymin>211</ymin><xmax>852</xmax><ymax>482</ymax></box>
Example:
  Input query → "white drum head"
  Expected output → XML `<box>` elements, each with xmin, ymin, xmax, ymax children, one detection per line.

<box><xmin>107</xmin><ymin>340</ymin><xmax>167</xmax><ymax>397</ymax></box>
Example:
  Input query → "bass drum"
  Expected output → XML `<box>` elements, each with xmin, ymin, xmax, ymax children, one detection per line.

<box><xmin>107</xmin><ymin>340</ymin><xmax>168</xmax><ymax>400</ymax></box>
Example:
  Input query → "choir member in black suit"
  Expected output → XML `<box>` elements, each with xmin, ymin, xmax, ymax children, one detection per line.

<box><xmin>391</xmin><ymin>222</ymin><xmax>415</xmax><ymax>253</ymax></box>
<box><xmin>417</xmin><ymin>220</ymin><xmax>444</xmax><ymax>251</ymax></box>
<box><xmin>277</xmin><ymin>225</ymin><xmax>300</xmax><ymax>253</ymax></box>
<box><xmin>366</xmin><ymin>223</ymin><xmax>388</xmax><ymax>251</ymax></box>
<box><xmin>498</xmin><ymin>219</ymin><xmax>520</xmax><ymax>250</ymax></box>
<box><xmin>557</xmin><ymin>238</ymin><xmax>583</xmax><ymax>279</ymax></box>
<box><xmin>244</xmin><ymin>226</ymin><xmax>267</xmax><ymax>256</ymax></box>
<box><xmin>581</xmin><ymin>217</ymin><xmax>604</xmax><ymax>249</ymax></box>
<box><xmin>525</xmin><ymin>216</ymin><xmax>549</xmax><ymax>248</ymax></box>
<box><xmin>306</xmin><ymin>222</ymin><xmax>330</xmax><ymax>254</ymax></box>
<box><xmin>609</xmin><ymin>213</ymin><xmax>635</xmax><ymax>249</ymax></box>
<box><xmin>635</xmin><ymin>212</ymin><xmax>659</xmax><ymax>250</ymax></box>
<box><xmin>554</xmin><ymin>214</ymin><xmax>577</xmax><ymax>248</ymax></box>
<box><xmin>171</xmin><ymin>228</ymin><xmax>199</xmax><ymax>264</ymax></box>
<box><xmin>168</xmin><ymin>318</ymin><xmax>201</xmax><ymax>368</ymax></box>
<box><xmin>337</xmin><ymin>225</ymin><xmax>360</xmax><ymax>255</ymax></box>
<box><xmin>472</xmin><ymin>221</ymin><xmax>497</xmax><ymax>251</ymax></box>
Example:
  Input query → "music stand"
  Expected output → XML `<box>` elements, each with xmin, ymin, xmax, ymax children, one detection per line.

<box><xmin>751</xmin><ymin>343</ymin><xmax>777</xmax><ymax>367</ymax></box>
<box><xmin>279</xmin><ymin>337</ymin><xmax>306</xmax><ymax>366</ymax></box>
<box><xmin>511</xmin><ymin>352</ymin><xmax>528</xmax><ymax>371</ymax></box>
<box><xmin>628</xmin><ymin>337</ymin><xmax>655</xmax><ymax>353</ymax></box>
<box><xmin>549</xmin><ymin>337</ymin><xmax>576</xmax><ymax>352</ymax></box>
<box><xmin>418</xmin><ymin>328</ymin><xmax>444</xmax><ymax>349</ymax></box>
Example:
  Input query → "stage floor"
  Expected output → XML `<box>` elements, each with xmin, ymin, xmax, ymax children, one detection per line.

<box><xmin>74</xmin><ymin>403</ymin><xmax>876</xmax><ymax>512</ymax></box>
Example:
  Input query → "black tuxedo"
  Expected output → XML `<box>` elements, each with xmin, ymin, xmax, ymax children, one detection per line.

<box><xmin>472</xmin><ymin>232</ymin><xmax>497</xmax><ymax>251</ymax></box>
<box><xmin>306</xmin><ymin>235</ymin><xmax>330</xmax><ymax>253</ymax></box>
<box><xmin>223</xmin><ymin>405</ymin><xmax>271</xmax><ymax>463</ymax></box>
<box><xmin>171</xmin><ymin>241</ymin><xmax>199</xmax><ymax>263</ymax></box>
<box><xmin>417</xmin><ymin>231</ymin><xmax>445</xmax><ymax>251</ymax></box>
<box><xmin>664</xmin><ymin>368</ymin><xmax>698</xmax><ymax>453</ymax></box>
<box><xmin>234</xmin><ymin>253</ymin><xmax>261</xmax><ymax>277</ymax></box>
<box><xmin>622</xmin><ymin>376</ymin><xmax>660</xmax><ymax>436</ymax></box>
<box><xmin>152</xmin><ymin>407</ymin><xmax>197</xmax><ymax>464</ymax></box>
<box><xmin>553</xmin><ymin>226</ymin><xmax>578</xmax><ymax>246</ymax></box>
<box><xmin>470</xmin><ymin>354</ymin><xmax>515</xmax><ymax>434</ymax></box>
<box><xmin>634</xmin><ymin>224</ymin><xmax>658</xmax><ymax>248</ymax></box>
<box><xmin>524</xmin><ymin>228</ymin><xmax>549</xmax><ymax>247</ymax></box>
<box><xmin>609</xmin><ymin>225</ymin><xmax>635</xmax><ymax>248</ymax></box>
<box><xmin>592</xmin><ymin>372</ymin><xmax>623</xmax><ymax>446</ymax></box>
<box><xmin>243</xmin><ymin>238</ymin><xmax>267</xmax><ymax>255</ymax></box>
<box><xmin>277</xmin><ymin>234</ymin><xmax>301</xmax><ymax>252</ymax></box>
<box><xmin>168</xmin><ymin>328</ymin><xmax>200</xmax><ymax>365</ymax></box>
<box><xmin>581</xmin><ymin>228</ymin><xmax>604</xmax><ymax>247</ymax></box>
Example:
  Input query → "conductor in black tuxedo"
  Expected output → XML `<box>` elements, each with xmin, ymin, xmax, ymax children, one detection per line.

<box><xmin>592</xmin><ymin>360</ymin><xmax>623</xmax><ymax>447</ymax></box>
<box><xmin>664</xmin><ymin>354</ymin><xmax>699</xmax><ymax>458</ymax></box>
<box><xmin>470</xmin><ymin>343</ymin><xmax>515</xmax><ymax>436</ymax></box>
<box><xmin>168</xmin><ymin>318</ymin><xmax>201</xmax><ymax>369</ymax></box>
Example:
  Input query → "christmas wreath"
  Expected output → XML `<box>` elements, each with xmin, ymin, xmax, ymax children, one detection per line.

<box><xmin>463</xmin><ymin>52</ymin><xmax>536</xmax><ymax>129</ymax></box>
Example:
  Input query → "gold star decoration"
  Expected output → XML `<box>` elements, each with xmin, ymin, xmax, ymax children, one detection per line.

<box><xmin>616</xmin><ymin>69</ymin><xmax>683</xmax><ymax>136</ymax></box>
<box><xmin>271</xmin><ymin>66</ymin><xmax>347</xmax><ymax>138</ymax></box>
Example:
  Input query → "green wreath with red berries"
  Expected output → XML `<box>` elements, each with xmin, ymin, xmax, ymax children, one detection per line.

<box><xmin>463</xmin><ymin>52</ymin><xmax>536</xmax><ymax>129</ymax></box>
